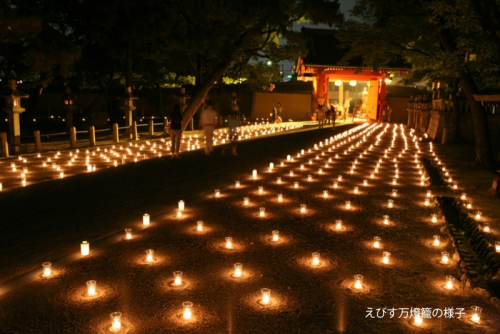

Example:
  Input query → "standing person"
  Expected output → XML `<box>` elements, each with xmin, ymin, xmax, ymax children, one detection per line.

<box><xmin>277</xmin><ymin>102</ymin><xmax>283</xmax><ymax>118</ymax></box>
<box><xmin>169</xmin><ymin>104</ymin><xmax>183</xmax><ymax>159</ymax></box>
<box><xmin>200</xmin><ymin>102</ymin><xmax>218</xmax><ymax>155</ymax></box>
<box><xmin>317</xmin><ymin>105</ymin><xmax>326</xmax><ymax>129</ymax></box>
<box><xmin>228</xmin><ymin>111</ymin><xmax>240</xmax><ymax>155</ymax></box>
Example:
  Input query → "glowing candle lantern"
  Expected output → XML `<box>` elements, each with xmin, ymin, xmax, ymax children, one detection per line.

<box><xmin>445</xmin><ymin>275</ymin><xmax>454</xmax><ymax>290</ymax></box>
<box><xmin>146</xmin><ymin>249</ymin><xmax>154</xmax><ymax>262</ymax></box>
<box><xmin>433</xmin><ymin>235</ymin><xmax>440</xmax><ymax>246</ymax></box>
<box><xmin>287</xmin><ymin>155</ymin><xmax>291</xmax><ymax>161</ymax></box>
<box><xmin>338</xmin><ymin>175</ymin><xmax>342</xmax><ymax>182</ymax></box>
<box><xmin>414</xmin><ymin>314</ymin><xmax>423</xmax><ymax>326</ymax></box>
<box><xmin>335</xmin><ymin>219</ymin><xmax>342</xmax><ymax>230</ymax></box>
<box><xmin>277</xmin><ymin>177</ymin><xmax>282</xmax><ymax>185</ymax></box>
<box><xmin>294</xmin><ymin>182</ymin><xmax>299</xmax><ymax>189</ymax></box>
<box><xmin>426</xmin><ymin>190</ymin><xmax>431</xmax><ymax>198</ymax></box>
<box><xmin>370</xmin><ymin>173</ymin><xmax>374</xmax><ymax>179</ymax></box>
<box><xmin>453</xmin><ymin>182</ymin><xmax>457</xmax><ymax>189</ymax></box>
<box><xmin>312</xmin><ymin>252</ymin><xmax>320</xmax><ymax>266</ymax></box>
<box><xmin>461</xmin><ymin>193</ymin><xmax>467</xmax><ymax>200</ymax></box>
<box><xmin>261</xmin><ymin>288</ymin><xmax>271</xmax><ymax>305</ymax></box>
<box><xmin>81</xmin><ymin>241</ymin><xmax>90</xmax><ymax>256</ymax></box>
<box><xmin>333</xmin><ymin>181</ymin><xmax>338</xmax><ymax>189</ymax></box>
<box><xmin>363</xmin><ymin>179</ymin><xmax>368</xmax><ymax>186</ymax></box>
<box><xmin>484</xmin><ymin>223</ymin><xmax>490</xmax><ymax>233</ymax></box>
<box><xmin>259</xmin><ymin>207</ymin><xmax>265</xmax><ymax>217</ymax></box>
<box><xmin>244</xmin><ymin>197</ymin><xmax>249</xmax><ymax>205</ymax></box>
<box><xmin>388</xmin><ymin>199</ymin><xmax>394</xmax><ymax>208</ymax></box>
<box><xmin>441</xmin><ymin>251</ymin><xmax>449</xmax><ymax>264</ymax></box>
<box><xmin>0</xmin><ymin>182</ymin><xmax>2</xmax><ymax>191</ymax></box>
<box><xmin>59</xmin><ymin>172</ymin><xmax>64</xmax><ymax>179</ymax></box>
<box><xmin>280</xmin><ymin>162</ymin><xmax>284</xmax><ymax>167</ymax></box>
<box><xmin>374</xmin><ymin>237</ymin><xmax>381</xmax><ymax>248</ymax></box>
<box><xmin>475</xmin><ymin>211</ymin><xmax>481</xmax><ymax>220</ymax></box>
<box><xmin>300</xmin><ymin>164</ymin><xmax>304</xmax><ymax>170</ymax></box>
<box><xmin>110</xmin><ymin>312</ymin><xmax>122</xmax><ymax>331</ymax></box>
<box><xmin>183</xmin><ymin>301</ymin><xmax>193</xmax><ymax>319</ymax></box>
<box><xmin>235</xmin><ymin>181</ymin><xmax>240</xmax><ymax>188</ymax></box>
<box><xmin>174</xmin><ymin>271</ymin><xmax>183</xmax><ymax>285</ymax></box>
<box><xmin>289</xmin><ymin>170</ymin><xmax>294</xmax><ymax>177</ymax></box>
<box><xmin>87</xmin><ymin>280</ymin><xmax>96</xmax><ymax>296</ymax></box>
<box><xmin>495</xmin><ymin>241</ymin><xmax>500</xmax><ymax>252</ymax></box>
<box><xmin>383</xmin><ymin>215</ymin><xmax>389</xmax><ymax>225</ymax></box>
<box><xmin>354</xmin><ymin>275</ymin><xmax>363</xmax><ymax>289</ymax></box>
<box><xmin>430</xmin><ymin>213</ymin><xmax>437</xmax><ymax>223</ymax></box>
<box><xmin>323</xmin><ymin>190</ymin><xmax>328</xmax><ymax>198</ymax></box>
<box><xmin>258</xmin><ymin>186</ymin><xmax>263</xmax><ymax>194</ymax></box>
<box><xmin>467</xmin><ymin>200</ymin><xmax>472</xmax><ymax>209</ymax></box>
<box><xmin>392</xmin><ymin>189</ymin><xmax>397</xmax><ymax>197</ymax></box>
<box><xmin>232</xmin><ymin>263</ymin><xmax>243</xmax><ymax>278</ymax></box>
<box><xmin>225</xmin><ymin>237</ymin><xmax>233</xmax><ymax>249</ymax></box>
<box><xmin>252</xmin><ymin>169</ymin><xmax>257</xmax><ymax>179</ymax></box>
<box><xmin>140</xmin><ymin>214</ymin><xmax>150</xmax><ymax>228</ymax></box>
<box><xmin>42</xmin><ymin>262</ymin><xmax>52</xmax><ymax>277</ymax></box>
<box><xmin>300</xmin><ymin>204</ymin><xmax>306</xmax><ymax>213</ymax></box>
<box><xmin>178</xmin><ymin>200</ymin><xmax>185</xmax><ymax>211</ymax></box>
<box><xmin>345</xmin><ymin>201</ymin><xmax>351</xmax><ymax>210</ymax></box>
<box><xmin>308</xmin><ymin>175</ymin><xmax>312</xmax><ymax>182</ymax></box>
<box><xmin>177</xmin><ymin>209</ymin><xmax>182</xmax><ymax>218</ymax></box>
<box><xmin>125</xmin><ymin>228</ymin><xmax>132</xmax><ymax>239</ymax></box>
<box><xmin>215</xmin><ymin>189</ymin><xmax>220</xmax><ymax>197</ymax></box>
<box><xmin>269</xmin><ymin>162</ymin><xmax>274</xmax><ymax>170</ymax></box>
<box><xmin>382</xmin><ymin>252</ymin><xmax>391</xmax><ymax>264</ymax></box>
<box><xmin>425</xmin><ymin>198</ymin><xmax>430</xmax><ymax>206</ymax></box>
<box><xmin>272</xmin><ymin>230</ymin><xmax>279</xmax><ymax>242</ymax></box>
<box><xmin>392</xmin><ymin>179</ymin><xmax>397</xmax><ymax>185</ymax></box>
<box><xmin>319</xmin><ymin>168</ymin><xmax>323</xmax><ymax>174</ymax></box>
<box><xmin>471</xmin><ymin>306</ymin><xmax>482</xmax><ymax>324</ymax></box>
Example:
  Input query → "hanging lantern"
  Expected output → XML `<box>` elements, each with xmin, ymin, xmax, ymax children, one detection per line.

<box><xmin>349</xmin><ymin>80</ymin><xmax>357</xmax><ymax>86</ymax></box>
<box><xmin>334</xmin><ymin>80</ymin><xmax>341</xmax><ymax>86</ymax></box>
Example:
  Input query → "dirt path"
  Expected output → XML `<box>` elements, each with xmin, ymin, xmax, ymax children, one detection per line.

<box><xmin>0</xmin><ymin>123</ymin><xmax>498</xmax><ymax>334</ymax></box>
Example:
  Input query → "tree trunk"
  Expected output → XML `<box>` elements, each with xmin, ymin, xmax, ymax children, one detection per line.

<box><xmin>451</xmin><ymin>78</ymin><xmax>460</xmax><ymax>143</ymax></box>
<box><xmin>181</xmin><ymin>61</ymin><xmax>232</xmax><ymax>131</ymax></box>
<box><xmin>458</xmin><ymin>69</ymin><xmax>496</xmax><ymax>168</ymax></box>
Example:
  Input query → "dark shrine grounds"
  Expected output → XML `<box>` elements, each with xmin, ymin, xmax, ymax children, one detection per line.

<box><xmin>0</xmin><ymin>123</ymin><xmax>499</xmax><ymax>333</ymax></box>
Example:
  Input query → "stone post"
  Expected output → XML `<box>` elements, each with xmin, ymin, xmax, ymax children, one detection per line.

<box><xmin>89</xmin><ymin>126</ymin><xmax>96</xmax><ymax>147</ymax></box>
<box><xmin>34</xmin><ymin>130</ymin><xmax>42</xmax><ymax>152</ymax></box>
<box><xmin>1</xmin><ymin>79</ymin><xmax>29</xmax><ymax>153</ymax></box>
<box><xmin>0</xmin><ymin>132</ymin><xmax>9</xmax><ymax>157</ymax></box>
<box><xmin>163</xmin><ymin>119</ymin><xmax>169</xmax><ymax>134</ymax></box>
<box><xmin>70</xmin><ymin>127</ymin><xmax>77</xmax><ymax>148</ymax></box>
<box><xmin>148</xmin><ymin>120</ymin><xmax>154</xmax><ymax>136</ymax></box>
<box><xmin>132</xmin><ymin>121</ymin><xmax>138</xmax><ymax>140</ymax></box>
<box><xmin>120</xmin><ymin>86</ymin><xmax>138</xmax><ymax>139</ymax></box>
<box><xmin>113</xmin><ymin>123</ymin><xmax>119</xmax><ymax>143</ymax></box>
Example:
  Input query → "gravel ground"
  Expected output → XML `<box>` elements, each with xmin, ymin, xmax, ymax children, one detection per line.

<box><xmin>0</xmin><ymin>123</ymin><xmax>499</xmax><ymax>334</ymax></box>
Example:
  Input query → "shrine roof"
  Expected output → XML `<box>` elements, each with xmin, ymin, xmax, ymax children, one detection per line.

<box><xmin>301</xmin><ymin>28</ymin><xmax>410</xmax><ymax>71</ymax></box>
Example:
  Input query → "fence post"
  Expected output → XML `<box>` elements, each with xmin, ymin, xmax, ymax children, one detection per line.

<box><xmin>148</xmin><ymin>120</ymin><xmax>154</xmax><ymax>136</ymax></box>
<box><xmin>0</xmin><ymin>132</ymin><xmax>9</xmax><ymax>157</ymax></box>
<box><xmin>132</xmin><ymin>121</ymin><xmax>138</xmax><ymax>140</ymax></box>
<box><xmin>113</xmin><ymin>123</ymin><xmax>119</xmax><ymax>143</ymax></box>
<box><xmin>70</xmin><ymin>127</ymin><xmax>77</xmax><ymax>149</ymax></box>
<box><xmin>89</xmin><ymin>126</ymin><xmax>96</xmax><ymax>147</ymax></box>
<box><xmin>34</xmin><ymin>130</ymin><xmax>42</xmax><ymax>152</ymax></box>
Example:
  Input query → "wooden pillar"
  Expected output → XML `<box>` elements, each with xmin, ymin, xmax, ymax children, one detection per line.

<box><xmin>163</xmin><ymin>119</ymin><xmax>169</xmax><ymax>134</ymax></box>
<box><xmin>0</xmin><ymin>132</ymin><xmax>9</xmax><ymax>157</ymax></box>
<box><xmin>34</xmin><ymin>130</ymin><xmax>42</xmax><ymax>152</ymax></box>
<box><xmin>70</xmin><ymin>127</ymin><xmax>77</xmax><ymax>148</ymax></box>
<box><xmin>89</xmin><ymin>126</ymin><xmax>96</xmax><ymax>147</ymax></box>
<box><xmin>148</xmin><ymin>120</ymin><xmax>154</xmax><ymax>136</ymax></box>
<box><xmin>378</xmin><ymin>76</ymin><xmax>387</xmax><ymax>123</ymax></box>
<box><xmin>113</xmin><ymin>123</ymin><xmax>119</xmax><ymax>143</ymax></box>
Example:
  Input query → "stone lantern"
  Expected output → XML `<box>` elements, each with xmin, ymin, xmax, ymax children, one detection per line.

<box><xmin>228</xmin><ymin>92</ymin><xmax>240</xmax><ymax>113</ymax></box>
<box><xmin>62</xmin><ymin>87</ymin><xmax>76</xmax><ymax>128</ymax></box>
<box><xmin>120</xmin><ymin>86</ymin><xmax>138</xmax><ymax>138</ymax></box>
<box><xmin>176</xmin><ymin>87</ymin><xmax>192</xmax><ymax>130</ymax></box>
<box><xmin>1</xmin><ymin>79</ymin><xmax>29</xmax><ymax>153</ymax></box>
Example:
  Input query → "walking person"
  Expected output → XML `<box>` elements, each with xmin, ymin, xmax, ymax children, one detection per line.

<box><xmin>228</xmin><ymin>111</ymin><xmax>240</xmax><ymax>155</ymax></box>
<box><xmin>200</xmin><ymin>102</ymin><xmax>218</xmax><ymax>155</ymax></box>
<box><xmin>169</xmin><ymin>104</ymin><xmax>183</xmax><ymax>159</ymax></box>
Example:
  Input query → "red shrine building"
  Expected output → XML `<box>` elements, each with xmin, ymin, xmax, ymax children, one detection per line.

<box><xmin>295</xmin><ymin>28</ymin><xmax>410</xmax><ymax>122</ymax></box>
